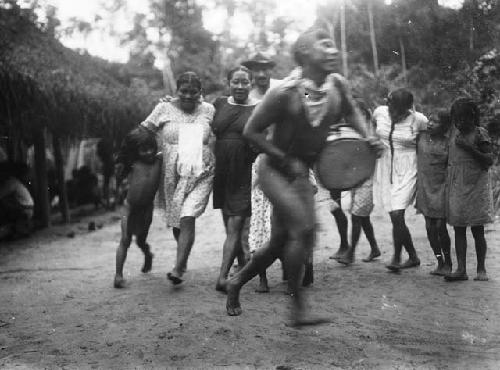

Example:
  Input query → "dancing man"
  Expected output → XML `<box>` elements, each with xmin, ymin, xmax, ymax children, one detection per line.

<box><xmin>225</xmin><ymin>28</ymin><xmax>382</xmax><ymax>326</ymax></box>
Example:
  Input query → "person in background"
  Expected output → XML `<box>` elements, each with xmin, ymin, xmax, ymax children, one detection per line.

<box><xmin>445</xmin><ymin>98</ymin><xmax>494</xmax><ymax>282</ymax></box>
<box><xmin>212</xmin><ymin>65</ymin><xmax>258</xmax><ymax>292</ymax></box>
<box><xmin>373</xmin><ymin>88</ymin><xmax>428</xmax><ymax>272</ymax></box>
<box><xmin>487</xmin><ymin>114</ymin><xmax>500</xmax><ymax>217</ymax></box>
<box><xmin>242</xmin><ymin>53</ymin><xmax>285</xmax><ymax>292</ymax></box>
<box><xmin>415</xmin><ymin>109</ymin><xmax>452</xmax><ymax>276</ymax></box>
<box><xmin>141</xmin><ymin>71</ymin><xmax>215</xmax><ymax>285</ymax></box>
<box><xmin>113</xmin><ymin>126</ymin><xmax>161</xmax><ymax>288</ymax></box>
<box><xmin>0</xmin><ymin>162</ymin><xmax>34</xmax><ymax>239</ymax></box>
<box><xmin>336</xmin><ymin>100</ymin><xmax>381</xmax><ymax>265</ymax></box>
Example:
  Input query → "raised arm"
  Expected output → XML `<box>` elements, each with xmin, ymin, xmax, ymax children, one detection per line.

<box><xmin>336</xmin><ymin>76</ymin><xmax>370</xmax><ymax>138</ymax></box>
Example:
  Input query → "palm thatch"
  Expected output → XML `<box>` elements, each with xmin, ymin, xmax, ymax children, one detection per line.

<box><xmin>0</xmin><ymin>6</ymin><xmax>153</xmax><ymax>146</ymax></box>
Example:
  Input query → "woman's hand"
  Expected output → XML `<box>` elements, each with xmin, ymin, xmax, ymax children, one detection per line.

<box><xmin>367</xmin><ymin>136</ymin><xmax>385</xmax><ymax>158</ymax></box>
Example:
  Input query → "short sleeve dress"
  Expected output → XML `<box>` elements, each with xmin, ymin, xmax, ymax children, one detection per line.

<box><xmin>446</xmin><ymin>126</ymin><xmax>494</xmax><ymax>227</ymax></box>
<box><xmin>212</xmin><ymin>97</ymin><xmax>257</xmax><ymax>216</ymax></box>
<box><xmin>141</xmin><ymin>101</ymin><xmax>215</xmax><ymax>228</ymax></box>
<box><xmin>415</xmin><ymin>130</ymin><xmax>449</xmax><ymax>218</ymax></box>
<box><xmin>373</xmin><ymin>106</ymin><xmax>428</xmax><ymax>212</ymax></box>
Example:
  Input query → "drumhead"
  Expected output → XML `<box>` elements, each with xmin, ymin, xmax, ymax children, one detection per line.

<box><xmin>316</xmin><ymin>138</ymin><xmax>376</xmax><ymax>191</ymax></box>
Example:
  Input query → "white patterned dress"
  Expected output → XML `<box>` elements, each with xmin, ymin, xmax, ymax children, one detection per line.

<box><xmin>373</xmin><ymin>106</ymin><xmax>428</xmax><ymax>212</ymax></box>
<box><xmin>141</xmin><ymin>101</ymin><xmax>215</xmax><ymax>228</ymax></box>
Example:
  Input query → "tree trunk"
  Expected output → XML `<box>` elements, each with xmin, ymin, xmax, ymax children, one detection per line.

<box><xmin>33</xmin><ymin>128</ymin><xmax>51</xmax><ymax>228</ymax></box>
<box><xmin>340</xmin><ymin>0</ymin><xmax>348</xmax><ymax>78</ymax></box>
<box><xmin>52</xmin><ymin>134</ymin><xmax>70</xmax><ymax>223</ymax></box>
<box><xmin>162</xmin><ymin>56</ymin><xmax>176</xmax><ymax>96</ymax></box>
<box><xmin>399</xmin><ymin>37</ymin><xmax>407</xmax><ymax>83</ymax></box>
<box><xmin>368</xmin><ymin>0</ymin><xmax>379</xmax><ymax>76</ymax></box>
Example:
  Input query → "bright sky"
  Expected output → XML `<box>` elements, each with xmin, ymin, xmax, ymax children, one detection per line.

<box><xmin>43</xmin><ymin>0</ymin><xmax>465</xmax><ymax>65</ymax></box>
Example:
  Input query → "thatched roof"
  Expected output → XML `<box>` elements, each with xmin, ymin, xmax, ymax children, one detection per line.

<box><xmin>0</xmin><ymin>6</ymin><xmax>152</xmax><ymax>142</ymax></box>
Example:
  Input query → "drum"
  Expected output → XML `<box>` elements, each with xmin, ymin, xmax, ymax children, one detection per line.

<box><xmin>316</xmin><ymin>130</ymin><xmax>376</xmax><ymax>191</ymax></box>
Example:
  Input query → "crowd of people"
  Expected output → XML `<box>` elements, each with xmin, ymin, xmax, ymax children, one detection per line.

<box><xmin>112</xmin><ymin>27</ymin><xmax>497</xmax><ymax>327</ymax></box>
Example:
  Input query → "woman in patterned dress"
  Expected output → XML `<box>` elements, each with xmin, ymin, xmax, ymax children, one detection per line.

<box><xmin>141</xmin><ymin>72</ymin><xmax>215</xmax><ymax>285</ymax></box>
<box><xmin>373</xmin><ymin>88</ymin><xmax>428</xmax><ymax>272</ymax></box>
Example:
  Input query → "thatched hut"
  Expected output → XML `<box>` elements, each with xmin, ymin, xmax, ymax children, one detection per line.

<box><xmin>0</xmin><ymin>5</ymin><xmax>154</xmax><ymax>227</ymax></box>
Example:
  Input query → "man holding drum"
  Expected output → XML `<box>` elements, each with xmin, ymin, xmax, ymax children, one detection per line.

<box><xmin>225</xmin><ymin>27</ymin><xmax>383</xmax><ymax>326</ymax></box>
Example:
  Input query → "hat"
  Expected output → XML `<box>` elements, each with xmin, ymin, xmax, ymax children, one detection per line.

<box><xmin>241</xmin><ymin>52</ymin><xmax>276</xmax><ymax>69</ymax></box>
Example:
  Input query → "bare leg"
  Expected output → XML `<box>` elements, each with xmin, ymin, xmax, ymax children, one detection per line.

<box><xmin>437</xmin><ymin>219</ymin><xmax>452</xmax><ymax>273</ymax></box>
<box><xmin>114</xmin><ymin>212</ymin><xmax>132</xmax><ymax>288</ymax></box>
<box><xmin>472</xmin><ymin>225</ymin><xmax>488</xmax><ymax>281</ymax></box>
<box><xmin>173</xmin><ymin>227</ymin><xmax>180</xmax><ymax>242</ymax></box>
<box><xmin>167</xmin><ymin>217</ymin><xmax>195</xmax><ymax>284</ymax></box>
<box><xmin>256</xmin><ymin>270</ymin><xmax>270</xmax><ymax>293</ymax></box>
<box><xmin>238</xmin><ymin>217</ymin><xmax>251</xmax><ymax>267</ymax></box>
<box><xmin>445</xmin><ymin>226</ymin><xmax>468</xmax><ymax>281</ymax></box>
<box><xmin>216</xmin><ymin>215</ymin><xmax>246</xmax><ymax>292</ymax></box>
<box><xmin>425</xmin><ymin>217</ymin><xmax>446</xmax><ymax>275</ymax></box>
<box><xmin>387</xmin><ymin>210</ymin><xmax>419</xmax><ymax>271</ymax></box>
<box><xmin>329</xmin><ymin>191</ymin><xmax>349</xmax><ymax>259</ymax></box>
<box><xmin>360</xmin><ymin>216</ymin><xmax>380</xmax><ymax>262</ymax></box>
<box><xmin>337</xmin><ymin>215</ymin><xmax>360</xmax><ymax>265</ymax></box>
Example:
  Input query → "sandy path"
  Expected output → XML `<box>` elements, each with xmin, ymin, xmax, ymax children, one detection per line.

<box><xmin>0</xmin><ymin>201</ymin><xmax>499</xmax><ymax>369</ymax></box>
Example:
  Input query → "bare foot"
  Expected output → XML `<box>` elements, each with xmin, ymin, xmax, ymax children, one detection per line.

<box><xmin>362</xmin><ymin>249</ymin><xmax>381</xmax><ymax>262</ymax></box>
<box><xmin>141</xmin><ymin>252</ymin><xmax>153</xmax><ymax>273</ymax></box>
<box><xmin>113</xmin><ymin>275</ymin><xmax>126</xmax><ymax>289</ymax></box>
<box><xmin>474</xmin><ymin>271</ymin><xmax>489</xmax><ymax>281</ymax></box>
<box><xmin>288</xmin><ymin>309</ymin><xmax>331</xmax><ymax>328</ymax></box>
<box><xmin>329</xmin><ymin>246</ymin><xmax>348</xmax><ymax>260</ymax></box>
<box><xmin>226</xmin><ymin>281</ymin><xmax>242</xmax><ymax>316</ymax></box>
<box><xmin>337</xmin><ymin>252</ymin><xmax>354</xmax><ymax>265</ymax></box>
<box><xmin>400</xmin><ymin>257</ymin><xmax>421</xmax><ymax>269</ymax></box>
<box><xmin>430</xmin><ymin>263</ymin><xmax>451</xmax><ymax>276</ymax></box>
<box><xmin>386</xmin><ymin>258</ymin><xmax>401</xmax><ymax>272</ymax></box>
<box><xmin>167</xmin><ymin>271</ymin><xmax>183</xmax><ymax>285</ymax></box>
<box><xmin>444</xmin><ymin>271</ymin><xmax>468</xmax><ymax>281</ymax></box>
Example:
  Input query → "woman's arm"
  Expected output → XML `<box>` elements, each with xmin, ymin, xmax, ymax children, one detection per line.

<box><xmin>456</xmin><ymin>135</ymin><xmax>494</xmax><ymax>169</ymax></box>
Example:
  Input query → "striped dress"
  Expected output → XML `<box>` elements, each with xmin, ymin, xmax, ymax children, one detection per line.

<box><xmin>373</xmin><ymin>106</ymin><xmax>428</xmax><ymax>212</ymax></box>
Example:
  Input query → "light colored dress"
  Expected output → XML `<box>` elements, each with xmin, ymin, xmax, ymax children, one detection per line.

<box><xmin>141</xmin><ymin>101</ymin><xmax>215</xmax><ymax>228</ymax></box>
<box><xmin>446</xmin><ymin>126</ymin><xmax>494</xmax><ymax>227</ymax></box>
<box><xmin>373</xmin><ymin>105</ymin><xmax>428</xmax><ymax>212</ymax></box>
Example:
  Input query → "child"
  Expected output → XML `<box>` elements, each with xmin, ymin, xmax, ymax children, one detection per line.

<box><xmin>445</xmin><ymin>98</ymin><xmax>495</xmax><ymax>282</ymax></box>
<box><xmin>113</xmin><ymin>126</ymin><xmax>161</xmax><ymax>288</ymax></box>
<box><xmin>487</xmin><ymin>115</ymin><xmax>500</xmax><ymax>216</ymax></box>
<box><xmin>416</xmin><ymin>109</ymin><xmax>452</xmax><ymax>276</ymax></box>
<box><xmin>337</xmin><ymin>100</ymin><xmax>380</xmax><ymax>265</ymax></box>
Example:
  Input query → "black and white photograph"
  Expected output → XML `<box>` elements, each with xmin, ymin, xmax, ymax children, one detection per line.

<box><xmin>1</xmin><ymin>0</ymin><xmax>500</xmax><ymax>368</ymax></box>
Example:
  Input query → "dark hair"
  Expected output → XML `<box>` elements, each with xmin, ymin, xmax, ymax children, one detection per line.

<box><xmin>292</xmin><ymin>28</ymin><xmax>332</xmax><ymax>66</ymax></box>
<box><xmin>176</xmin><ymin>71</ymin><xmax>202</xmax><ymax>91</ymax></box>
<box><xmin>117</xmin><ymin>126</ymin><xmax>158</xmax><ymax>170</ymax></box>
<box><xmin>227</xmin><ymin>65</ymin><xmax>253</xmax><ymax>82</ymax></box>
<box><xmin>388</xmin><ymin>88</ymin><xmax>413</xmax><ymax>112</ymax></box>
<box><xmin>450</xmin><ymin>97</ymin><xmax>480</xmax><ymax>127</ymax></box>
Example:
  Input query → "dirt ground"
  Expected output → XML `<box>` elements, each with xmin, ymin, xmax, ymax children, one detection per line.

<box><xmin>0</xmin><ymin>198</ymin><xmax>499</xmax><ymax>370</ymax></box>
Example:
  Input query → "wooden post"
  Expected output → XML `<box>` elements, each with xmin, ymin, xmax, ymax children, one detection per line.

<box><xmin>368</xmin><ymin>0</ymin><xmax>379</xmax><ymax>76</ymax></box>
<box><xmin>52</xmin><ymin>134</ymin><xmax>70</xmax><ymax>223</ymax></box>
<box><xmin>33</xmin><ymin>127</ymin><xmax>51</xmax><ymax>228</ymax></box>
<box><xmin>340</xmin><ymin>0</ymin><xmax>348</xmax><ymax>78</ymax></box>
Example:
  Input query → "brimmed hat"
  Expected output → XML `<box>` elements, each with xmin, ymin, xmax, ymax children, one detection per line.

<box><xmin>241</xmin><ymin>52</ymin><xmax>276</xmax><ymax>69</ymax></box>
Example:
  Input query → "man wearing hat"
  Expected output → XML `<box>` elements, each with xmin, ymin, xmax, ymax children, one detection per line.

<box><xmin>242</xmin><ymin>52</ymin><xmax>279</xmax><ymax>101</ymax></box>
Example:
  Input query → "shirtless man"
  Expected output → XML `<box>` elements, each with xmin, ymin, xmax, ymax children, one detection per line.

<box><xmin>225</xmin><ymin>28</ymin><xmax>382</xmax><ymax>326</ymax></box>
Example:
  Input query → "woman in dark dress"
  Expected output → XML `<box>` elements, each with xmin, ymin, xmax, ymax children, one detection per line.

<box><xmin>212</xmin><ymin>66</ymin><xmax>258</xmax><ymax>291</ymax></box>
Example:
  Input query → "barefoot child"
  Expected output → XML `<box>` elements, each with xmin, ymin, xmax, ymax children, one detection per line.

<box><xmin>416</xmin><ymin>109</ymin><xmax>453</xmax><ymax>276</ymax></box>
<box><xmin>445</xmin><ymin>98</ymin><xmax>495</xmax><ymax>282</ymax></box>
<box><xmin>337</xmin><ymin>101</ymin><xmax>381</xmax><ymax>265</ymax></box>
<box><xmin>113</xmin><ymin>126</ymin><xmax>161</xmax><ymax>288</ymax></box>
<box><xmin>225</xmin><ymin>28</ymin><xmax>382</xmax><ymax>326</ymax></box>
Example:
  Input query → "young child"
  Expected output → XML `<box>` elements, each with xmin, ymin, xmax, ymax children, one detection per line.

<box><xmin>337</xmin><ymin>100</ymin><xmax>380</xmax><ymax>265</ymax></box>
<box><xmin>416</xmin><ymin>109</ymin><xmax>452</xmax><ymax>276</ymax></box>
<box><xmin>113</xmin><ymin>126</ymin><xmax>161</xmax><ymax>288</ymax></box>
<box><xmin>445</xmin><ymin>98</ymin><xmax>495</xmax><ymax>282</ymax></box>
